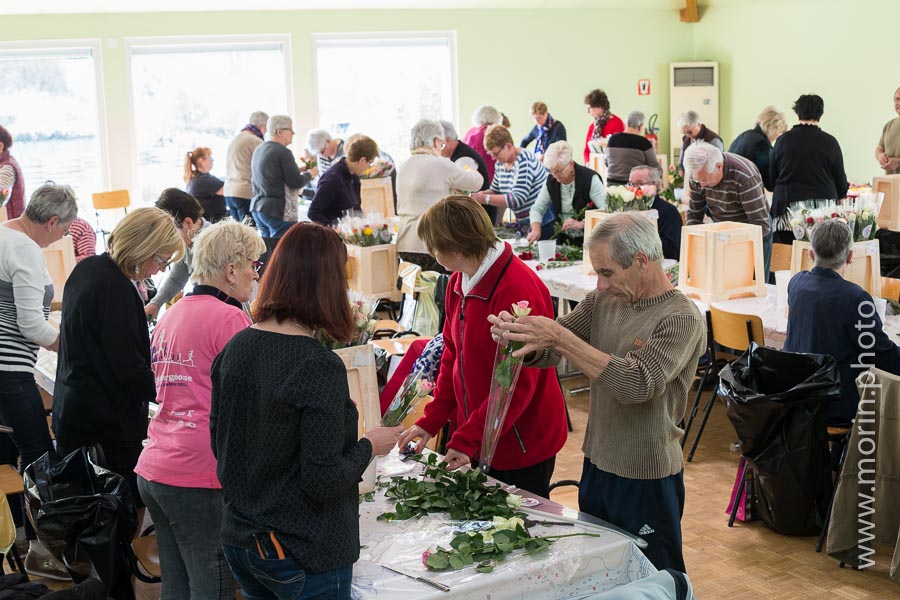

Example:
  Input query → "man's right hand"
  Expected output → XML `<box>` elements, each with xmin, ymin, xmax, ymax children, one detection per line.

<box><xmin>526</xmin><ymin>224</ymin><xmax>542</xmax><ymax>244</ymax></box>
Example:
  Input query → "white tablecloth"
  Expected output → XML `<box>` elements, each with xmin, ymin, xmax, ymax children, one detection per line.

<box><xmin>353</xmin><ymin>452</ymin><xmax>655</xmax><ymax>599</ymax></box>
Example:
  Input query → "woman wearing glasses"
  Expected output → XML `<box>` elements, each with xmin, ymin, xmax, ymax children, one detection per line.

<box><xmin>145</xmin><ymin>188</ymin><xmax>208</xmax><ymax>321</ymax></box>
<box><xmin>53</xmin><ymin>207</ymin><xmax>184</xmax><ymax>509</ymax></box>
<box><xmin>134</xmin><ymin>221</ymin><xmax>263</xmax><ymax>600</ymax></box>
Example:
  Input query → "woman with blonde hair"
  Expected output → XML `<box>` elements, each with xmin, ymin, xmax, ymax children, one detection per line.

<box><xmin>53</xmin><ymin>207</ymin><xmax>184</xmax><ymax>507</ymax></box>
<box><xmin>184</xmin><ymin>146</ymin><xmax>226</xmax><ymax>222</ymax></box>
<box><xmin>136</xmin><ymin>220</ymin><xmax>263</xmax><ymax>600</ymax></box>
<box><xmin>728</xmin><ymin>105</ymin><xmax>787</xmax><ymax>191</ymax></box>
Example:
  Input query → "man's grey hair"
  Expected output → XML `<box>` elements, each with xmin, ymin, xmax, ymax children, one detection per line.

<box><xmin>25</xmin><ymin>182</ymin><xmax>78</xmax><ymax>225</ymax></box>
<box><xmin>543</xmin><ymin>141</ymin><xmax>574</xmax><ymax>172</ymax></box>
<box><xmin>248</xmin><ymin>111</ymin><xmax>269</xmax><ymax>128</ymax></box>
<box><xmin>588</xmin><ymin>212</ymin><xmax>663</xmax><ymax>268</ymax></box>
<box><xmin>471</xmin><ymin>105</ymin><xmax>501</xmax><ymax>127</ymax></box>
<box><xmin>678</xmin><ymin>110</ymin><xmax>701</xmax><ymax>128</ymax></box>
<box><xmin>626</xmin><ymin>110</ymin><xmax>646</xmax><ymax>129</ymax></box>
<box><xmin>266</xmin><ymin>115</ymin><xmax>292</xmax><ymax>140</ymax></box>
<box><xmin>810</xmin><ymin>219</ymin><xmax>852</xmax><ymax>270</ymax></box>
<box><xmin>683</xmin><ymin>141</ymin><xmax>723</xmax><ymax>175</ymax></box>
<box><xmin>629</xmin><ymin>165</ymin><xmax>662</xmax><ymax>187</ymax></box>
<box><xmin>439</xmin><ymin>120</ymin><xmax>459</xmax><ymax>142</ymax></box>
<box><xmin>306</xmin><ymin>129</ymin><xmax>332</xmax><ymax>153</ymax></box>
<box><xmin>409</xmin><ymin>119</ymin><xmax>444</xmax><ymax>151</ymax></box>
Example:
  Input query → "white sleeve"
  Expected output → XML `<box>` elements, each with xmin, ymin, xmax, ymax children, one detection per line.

<box><xmin>8</xmin><ymin>244</ymin><xmax>58</xmax><ymax>347</ymax></box>
<box><xmin>0</xmin><ymin>165</ymin><xmax>15</xmax><ymax>193</ymax></box>
<box><xmin>589</xmin><ymin>174</ymin><xmax>607</xmax><ymax>210</ymax></box>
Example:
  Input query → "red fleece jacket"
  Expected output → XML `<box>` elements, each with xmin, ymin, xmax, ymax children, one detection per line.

<box><xmin>416</xmin><ymin>243</ymin><xmax>567</xmax><ymax>471</ymax></box>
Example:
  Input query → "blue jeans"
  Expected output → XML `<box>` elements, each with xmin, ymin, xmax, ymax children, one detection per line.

<box><xmin>252</xmin><ymin>211</ymin><xmax>294</xmax><ymax>239</ymax></box>
<box><xmin>225</xmin><ymin>197</ymin><xmax>251</xmax><ymax>222</ymax></box>
<box><xmin>0</xmin><ymin>371</ymin><xmax>53</xmax><ymax>539</ymax></box>
<box><xmin>223</xmin><ymin>545</ymin><xmax>352</xmax><ymax>600</ymax></box>
<box><xmin>137</xmin><ymin>477</ymin><xmax>235</xmax><ymax>600</ymax></box>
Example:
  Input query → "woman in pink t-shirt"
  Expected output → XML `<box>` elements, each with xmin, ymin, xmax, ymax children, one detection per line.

<box><xmin>135</xmin><ymin>221</ymin><xmax>264</xmax><ymax>600</ymax></box>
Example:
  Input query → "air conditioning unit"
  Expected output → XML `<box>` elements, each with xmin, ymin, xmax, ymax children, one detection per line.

<box><xmin>670</xmin><ymin>61</ymin><xmax>719</xmax><ymax>164</ymax></box>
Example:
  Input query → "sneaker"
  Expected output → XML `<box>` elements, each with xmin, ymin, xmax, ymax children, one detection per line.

<box><xmin>25</xmin><ymin>548</ymin><xmax>71</xmax><ymax>581</ymax></box>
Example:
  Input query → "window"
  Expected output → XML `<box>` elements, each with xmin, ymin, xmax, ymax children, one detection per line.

<box><xmin>314</xmin><ymin>33</ymin><xmax>456</xmax><ymax>164</ymax></box>
<box><xmin>128</xmin><ymin>37</ymin><xmax>291</xmax><ymax>204</ymax></box>
<box><xmin>0</xmin><ymin>43</ymin><xmax>105</xmax><ymax>217</ymax></box>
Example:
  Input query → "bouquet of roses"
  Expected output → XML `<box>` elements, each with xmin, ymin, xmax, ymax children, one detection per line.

<box><xmin>361</xmin><ymin>156</ymin><xmax>394</xmax><ymax>179</ymax></box>
<box><xmin>481</xmin><ymin>301</ymin><xmax>531</xmax><ymax>473</ymax></box>
<box><xmin>381</xmin><ymin>371</ymin><xmax>435</xmax><ymax>427</ymax></box>
<box><xmin>845</xmin><ymin>192</ymin><xmax>883</xmax><ymax>242</ymax></box>
<box><xmin>335</xmin><ymin>213</ymin><xmax>395</xmax><ymax>246</ymax></box>
<box><xmin>659</xmin><ymin>164</ymin><xmax>684</xmax><ymax>204</ymax></box>
<box><xmin>318</xmin><ymin>290</ymin><xmax>377</xmax><ymax>349</ymax></box>
<box><xmin>605</xmin><ymin>185</ymin><xmax>654</xmax><ymax>212</ymax></box>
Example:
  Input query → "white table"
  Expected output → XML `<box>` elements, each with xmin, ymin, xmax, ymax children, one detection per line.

<box><xmin>353</xmin><ymin>452</ymin><xmax>655</xmax><ymax>599</ymax></box>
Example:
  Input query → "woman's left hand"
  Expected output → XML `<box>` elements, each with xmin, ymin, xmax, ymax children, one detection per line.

<box><xmin>442</xmin><ymin>448</ymin><xmax>471</xmax><ymax>470</ymax></box>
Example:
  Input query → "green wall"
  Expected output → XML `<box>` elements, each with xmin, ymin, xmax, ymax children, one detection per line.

<box><xmin>694</xmin><ymin>0</ymin><xmax>900</xmax><ymax>184</ymax></box>
<box><xmin>0</xmin><ymin>8</ymin><xmax>692</xmax><ymax>193</ymax></box>
<box><xmin>3</xmin><ymin>2</ymin><xmax>897</xmax><ymax>192</ymax></box>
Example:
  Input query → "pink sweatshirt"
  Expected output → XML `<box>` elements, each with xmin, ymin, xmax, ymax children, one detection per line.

<box><xmin>135</xmin><ymin>295</ymin><xmax>250</xmax><ymax>488</ymax></box>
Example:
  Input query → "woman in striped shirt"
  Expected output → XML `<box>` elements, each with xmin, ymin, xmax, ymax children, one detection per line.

<box><xmin>0</xmin><ymin>183</ymin><xmax>78</xmax><ymax>579</ymax></box>
<box><xmin>471</xmin><ymin>125</ymin><xmax>550</xmax><ymax>238</ymax></box>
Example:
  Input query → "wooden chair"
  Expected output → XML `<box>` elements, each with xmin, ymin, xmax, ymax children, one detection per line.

<box><xmin>0</xmin><ymin>464</ymin><xmax>27</xmax><ymax>577</ymax></box>
<box><xmin>131</xmin><ymin>531</ymin><xmax>161</xmax><ymax>580</ymax></box>
<box><xmin>881</xmin><ymin>276</ymin><xmax>900</xmax><ymax>301</ymax></box>
<box><xmin>42</xmin><ymin>235</ymin><xmax>76</xmax><ymax>310</ymax></box>
<box><xmin>770</xmin><ymin>242</ymin><xmax>794</xmax><ymax>273</ymax></box>
<box><xmin>401</xmin><ymin>395</ymin><xmax>440</xmax><ymax>451</ymax></box>
<box><xmin>92</xmin><ymin>189</ymin><xmax>130</xmax><ymax>248</ymax></box>
<box><xmin>685</xmin><ymin>307</ymin><xmax>764</xmax><ymax>462</ymax></box>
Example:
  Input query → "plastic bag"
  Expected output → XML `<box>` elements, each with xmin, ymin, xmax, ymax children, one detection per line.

<box><xmin>23</xmin><ymin>447</ymin><xmax>138</xmax><ymax>600</ymax></box>
<box><xmin>720</xmin><ymin>344</ymin><xmax>838</xmax><ymax>535</ymax></box>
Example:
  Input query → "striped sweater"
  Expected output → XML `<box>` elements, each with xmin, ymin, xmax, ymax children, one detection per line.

<box><xmin>528</xmin><ymin>288</ymin><xmax>705</xmax><ymax>479</ymax></box>
<box><xmin>0</xmin><ymin>226</ymin><xmax>56</xmax><ymax>373</ymax></box>
<box><xmin>686</xmin><ymin>152</ymin><xmax>770</xmax><ymax>236</ymax></box>
<box><xmin>490</xmin><ymin>148</ymin><xmax>548</xmax><ymax>223</ymax></box>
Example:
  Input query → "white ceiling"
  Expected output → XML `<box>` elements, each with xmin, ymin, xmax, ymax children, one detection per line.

<box><xmin>1</xmin><ymin>0</ymin><xmax>698</xmax><ymax>16</ymax></box>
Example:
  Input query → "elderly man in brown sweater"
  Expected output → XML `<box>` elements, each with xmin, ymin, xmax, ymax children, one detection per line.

<box><xmin>489</xmin><ymin>212</ymin><xmax>705</xmax><ymax>573</ymax></box>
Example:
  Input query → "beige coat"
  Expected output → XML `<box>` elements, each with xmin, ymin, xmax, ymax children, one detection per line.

<box><xmin>224</xmin><ymin>130</ymin><xmax>263</xmax><ymax>199</ymax></box>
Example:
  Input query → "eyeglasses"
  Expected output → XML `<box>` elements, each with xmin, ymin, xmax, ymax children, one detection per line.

<box><xmin>487</xmin><ymin>147</ymin><xmax>502</xmax><ymax>159</ymax></box>
<box><xmin>154</xmin><ymin>255</ymin><xmax>173</xmax><ymax>270</ymax></box>
<box><xmin>250</xmin><ymin>260</ymin><xmax>264</xmax><ymax>273</ymax></box>
<box><xmin>278</xmin><ymin>128</ymin><xmax>295</xmax><ymax>134</ymax></box>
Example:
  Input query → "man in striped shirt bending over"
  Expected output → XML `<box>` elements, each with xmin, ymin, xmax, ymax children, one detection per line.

<box><xmin>471</xmin><ymin>124</ymin><xmax>550</xmax><ymax>236</ymax></box>
<box><xmin>683</xmin><ymin>140</ymin><xmax>773</xmax><ymax>281</ymax></box>
<box><xmin>489</xmin><ymin>213</ymin><xmax>706</xmax><ymax>574</ymax></box>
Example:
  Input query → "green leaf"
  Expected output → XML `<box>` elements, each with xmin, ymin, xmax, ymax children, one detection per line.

<box><xmin>448</xmin><ymin>554</ymin><xmax>464</xmax><ymax>569</ymax></box>
<box><xmin>426</xmin><ymin>553</ymin><xmax>450</xmax><ymax>570</ymax></box>
<box><xmin>476</xmin><ymin>561</ymin><xmax>495</xmax><ymax>573</ymax></box>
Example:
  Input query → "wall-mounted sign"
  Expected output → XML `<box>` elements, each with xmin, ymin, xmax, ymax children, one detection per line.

<box><xmin>638</xmin><ymin>79</ymin><xmax>651</xmax><ymax>96</ymax></box>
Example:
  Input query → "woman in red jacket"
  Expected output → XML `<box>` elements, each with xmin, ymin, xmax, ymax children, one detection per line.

<box><xmin>397</xmin><ymin>195</ymin><xmax>567</xmax><ymax>497</ymax></box>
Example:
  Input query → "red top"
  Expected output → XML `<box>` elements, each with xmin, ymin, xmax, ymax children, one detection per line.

<box><xmin>416</xmin><ymin>243</ymin><xmax>567</xmax><ymax>471</ymax></box>
<box><xmin>583</xmin><ymin>114</ymin><xmax>626</xmax><ymax>163</ymax></box>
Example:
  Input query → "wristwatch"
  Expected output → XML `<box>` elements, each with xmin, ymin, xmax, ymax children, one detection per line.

<box><xmin>484</xmin><ymin>194</ymin><xmax>491</xmax><ymax>205</ymax></box>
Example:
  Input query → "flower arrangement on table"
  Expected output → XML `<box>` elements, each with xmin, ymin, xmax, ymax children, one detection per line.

<box><xmin>659</xmin><ymin>164</ymin><xmax>684</xmax><ymax>205</ymax></box>
<box><xmin>378</xmin><ymin>453</ymin><xmax>601</xmax><ymax>574</ymax></box>
<box><xmin>605</xmin><ymin>185</ymin><xmax>655</xmax><ymax>212</ymax></box>
<box><xmin>360</xmin><ymin>156</ymin><xmax>394</xmax><ymax>179</ymax></box>
<box><xmin>495</xmin><ymin>221</ymin><xmax>529</xmax><ymax>240</ymax></box>
<box><xmin>550</xmin><ymin>201</ymin><xmax>596</xmax><ymax>241</ymax></box>
<box><xmin>317</xmin><ymin>290</ymin><xmax>378</xmax><ymax>349</ymax></box>
<box><xmin>335</xmin><ymin>213</ymin><xmax>397</xmax><ymax>247</ymax></box>
<box><xmin>516</xmin><ymin>244</ymin><xmax>582</xmax><ymax>263</ymax></box>
<box><xmin>787</xmin><ymin>194</ymin><xmax>883</xmax><ymax>243</ymax></box>
<box><xmin>381</xmin><ymin>372</ymin><xmax>435</xmax><ymax>427</ymax></box>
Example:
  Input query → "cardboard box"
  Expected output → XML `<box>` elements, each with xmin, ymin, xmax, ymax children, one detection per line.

<box><xmin>360</xmin><ymin>177</ymin><xmax>395</xmax><ymax>218</ymax></box>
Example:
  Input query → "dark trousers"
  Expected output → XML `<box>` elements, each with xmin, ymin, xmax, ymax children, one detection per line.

<box><xmin>578</xmin><ymin>458</ymin><xmax>686</xmax><ymax>573</ymax></box>
<box><xmin>486</xmin><ymin>455</ymin><xmax>556</xmax><ymax>499</ymax></box>
<box><xmin>0</xmin><ymin>371</ymin><xmax>54</xmax><ymax>539</ymax></box>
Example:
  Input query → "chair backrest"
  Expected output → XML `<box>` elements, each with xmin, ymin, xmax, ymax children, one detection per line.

<box><xmin>881</xmin><ymin>276</ymin><xmax>900</xmax><ymax>302</ymax></box>
<box><xmin>770</xmin><ymin>243</ymin><xmax>793</xmax><ymax>273</ymax></box>
<box><xmin>92</xmin><ymin>190</ymin><xmax>130</xmax><ymax>211</ymax></box>
<box><xmin>709</xmin><ymin>306</ymin><xmax>765</xmax><ymax>351</ymax></box>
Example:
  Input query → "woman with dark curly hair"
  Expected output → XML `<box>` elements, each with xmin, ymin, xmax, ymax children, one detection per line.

<box><xmin>583</xmin><ymin>89</ymin><xmax>624</xmax><ymax>164</ymax></box>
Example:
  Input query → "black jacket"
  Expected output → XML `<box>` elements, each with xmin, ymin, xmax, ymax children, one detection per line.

<box><xmin>652</xmin><ymin>195</ymin><xmax>683</xmax><ymax>261</ymax></box>
<box><xmin>546</xmin><ymin>163</ymin><xmax>601</xmax><ymax>219</ymax></box>
<box><xmin>770</xmin><ymin>124</ymin><xmax>848</xmax><ymax>217</ymax></box>
<box><xmin>53</xmin><ymin>254</ymin><xmax>154</xmax><ymax>443</ymax></box>
<box><xmin>729</xmin><ymin>125</ymin><xmax>774</xmax><ymax>191</ymax></box>
<box><xmin>308</xmin><ymin>157</ymin><xmax>361</xmax><ymax>226</ymax></box>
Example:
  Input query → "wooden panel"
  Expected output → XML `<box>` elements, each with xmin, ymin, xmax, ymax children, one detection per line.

<box><xmin>346</xmin><ymin>243</ymin><xmax>399</xmax><ymax>299</ymax></box>
<box><xmin>42</xmin><ymin>235</ymin><xmax>76</xmax><ymax>305</ymax></box>
<box><xmin>791</xmin><ymin>239</ymin><xmax>881</xmax><ymax>298</ymax></box>
<box><xmin>581</xmin><ymin>209</ymin><xmax>659</xmax><ymax>274</ymax></box>
<box><xmin>92</xmin><ymin>189</ymin><xmax>130</xmax><ymax>210</ymax></box>
<box><xmin>360</xmin><ymin>177</ymin><xmax>395</xmax><ymax>218</ymax></box>
<box><xmin>0</xmin><ymin>464</ymin><xmax>24</xmax><ymax>495</ymax></box>
<box><xmin>873</xmin><ymin>174</ymin><xmax>900</xmax><ymax>231</ymax></box>
<box><xmin>0</xmin><ymin>205</ymin><xmax>7</xmax><ymax>223</ymax></box>
<box><xmin>334</xmin><ymin>345</ymin><xmax>381</xmax><ymax>438</ymax></box>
